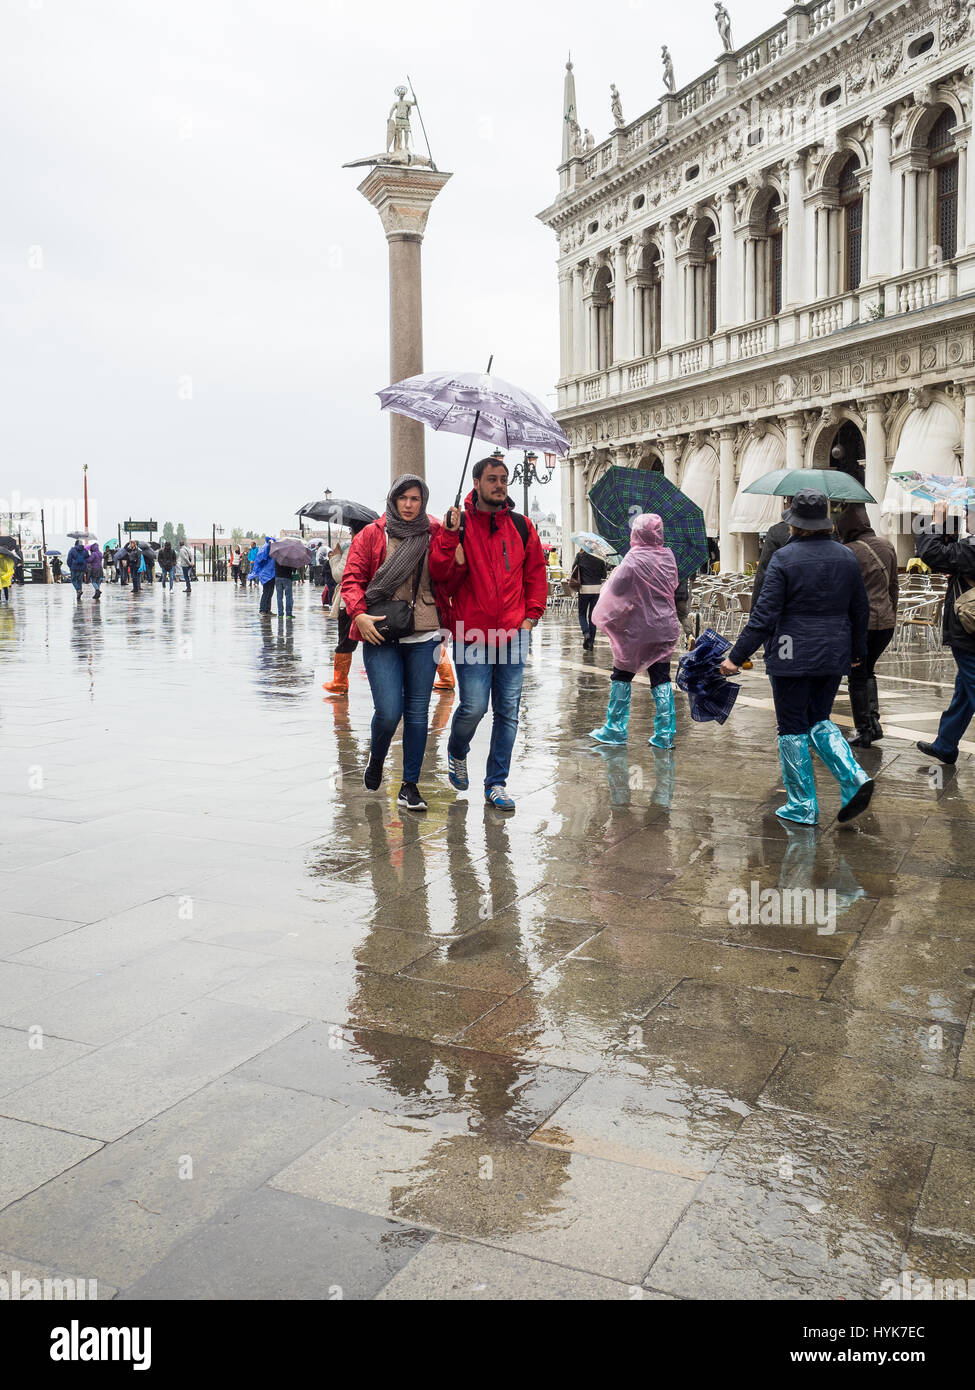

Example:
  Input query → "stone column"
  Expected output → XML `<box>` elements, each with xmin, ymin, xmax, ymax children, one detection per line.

<box><xmin>784</xmin><ymin>413</ymin><xmax>805</xmax><ymax>472</ymax></box>
<box><xmin>743</xmin><ymin>238</ymin><xmax>756</xmax><ymax>321</ymax></box>
<box><xmin>357</xmin><ymin>163</ymin><xmax>452</xmax><ymax>481</ymax></box>
<box><xmin>661</xmin><ymin>218</ymin><xmax>679</xmax><ymax>347</ymax></box>
<box><xmin>719</xmin><ymin>191</ymin><xmax>737</xmax><ymax>328</ymax></box>
<box><xmin>815</xmin><ymin>206</ymin><xmax>829</xmax><ymax>299</ymax></box>
<box><xmin>613</xmin><ymin>242</ymin><xmax>629</xmax><ymax>363</ymax></box>
<box><xmin>558</xmin><ymin>270</ymin><xmax>573</xmax><ymax>380</ymax></box>
<box><xmin>561</xmin><ymin>456</ymin><xmax>575</xmax><ymax>549</ymax></box>
<box><xmin>902</xmin><ymin>168</ymin><xmax>918</xmax><ymax>272</ymax></box>
<box><xmin>786</xmin><ymin>157</ymin><xmax>805</xmax><ymax>305</ymax></box>
<box><xmin>957</xmin><ymin>138</ymin><xmax>968</xmax><ymax>252</ymax></box>
<box><xmin>662</xmin><ymin>437</ymin><xmax>680</xmax><ymax>485</ymax></box>
<box><xmin>962</xmin><ymin>382</ymin><xmax>975</xmax><ymax>475</ymax></box>
<box><xmin>867</xmin><ymin>113</ymin><xmax>892</xmax><ymax>281</ymax></box>
<box><xmin>864</xmin><ymin>398</ymin><xmax>887</xmax><ymax>535</ymax></box>
<box><xmin>718</xmin><ymin>427</ymin><xmax>737</xmax><ymax>574</ymax></box>
<box><xmin>573</xmin><ymin>264</ymin><xmax>586</xmax><ymax>375</ymax></box>
<box><xmin>573</xmin><ymin>454</ymin><xmax>591</xmax><ymax>532</ymax></box>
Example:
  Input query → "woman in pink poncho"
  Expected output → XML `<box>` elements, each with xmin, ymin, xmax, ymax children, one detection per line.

<box><xmin>589</xmin><ymin>513</ymin><xmax>680</xmax><ymax>748</ymax></box>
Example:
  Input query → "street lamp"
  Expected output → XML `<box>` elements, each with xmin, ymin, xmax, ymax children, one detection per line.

<box><xmin>510</xmin><ymin>449</ymin><xmax>554</xmax><ymax>516</ymax></box>
<box><xmin>211</xmin><ymin>522</ymin><xmax>223</xmax><ymax>581</ymax></box>
<box><xmin>324</xmin><ymin>487</ymin><xmax>333</xmax><ymax>545</ymax></box>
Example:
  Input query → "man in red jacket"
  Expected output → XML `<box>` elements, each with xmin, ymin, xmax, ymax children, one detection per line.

<box><xmin>429</xmin><ymin>456</ymin><xmax>548</xmax><ymax>811</ymax></box>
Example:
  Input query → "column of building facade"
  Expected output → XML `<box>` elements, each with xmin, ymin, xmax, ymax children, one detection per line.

<box><xmin>561</xmin><ymin>455</ymin><xmax>575</xmax><ymax>548</ymax></box>
<box><xmin>558</xmin><ymin>269</ymin><xmax>573</xmax><ymax>380</ymax></box>
<box><xmin>783</xmin><ymin>413</ymin><xmax>805</xmax><ymax>471</ymax></box>
<box><xmin>573</xmin><ymin>452</ymin><xmax>590</xmax><ymax>532</ymax></box>
<box><xmin>968</xmin><ymin>65</ymin><xmax>975</xmax><ymax>250</ymax></box>
<box><xmin>961</xmin><ymin>381</ymin><xmax>975</xmax><ymax>474</ymax></box>
<box><xmin>863</xmin><ymin>398</ymin><xmax>888</xmax><ymax>535</ymax></box>
<box><xmin>572</xmin><ymin>263</ymin><xmax>587</xmax><ymax>375</ymax></box>
<box><xmin>661</xmin><ymin>218</ymin><xmax>680</xmax><ymax>346</ymax></box>
<box><xmin>613</xmin><ymin>241</ymin><xmax>629</xmax><ymax>363</ymax></box>
<box><xmin>661</xmin><ymin>438</ymin><xmax>680</xmax><ymax>485</ymax></box>
<box><xmin>956</xmin><ymin>132</ymin><xmax>969</xmax><ymax>251</ymax></box>
<box><xmin>786</xmin><ymin>157</ymin><xmax>805</xmax><ymax>305</ymax></box>
<box><xmin>718</xmin><ymin>427</ymin><xmax>736</xmax><ymax>573</ymax></box>
<box><xmin>719</xmin><ymin>191</ymin><xmax>737</xmax><ymax>327</ymax></box>
<box><xmin>867</xmin><ymin>112</ymin><xmax>893</xmax><ymax>282</ymax></box>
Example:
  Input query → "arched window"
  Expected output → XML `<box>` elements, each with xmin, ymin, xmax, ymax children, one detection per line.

<box><xmin>838</xmin><ymin>156</ymin><xmax>863</xmax><ymax>291</ymax></box>
<box><xmin>635</xmin><ymin>242</ymin><xmax>661</xmax><ymax>357</ymax></box>
<box><xmin>928</xmin><ymin>108</ymin><xmax>958</xmax><ymax>262</ymax></box>
<box><xmin>591</xmin><ymin>264</ymin><xmax>614</xmax><ymax>370</ymax></box>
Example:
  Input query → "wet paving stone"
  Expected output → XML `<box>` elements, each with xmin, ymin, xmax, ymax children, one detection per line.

<box><xmin>824</xmin><ymin>921</ymin><xmax>975</xmax><ymax>1025</ymax></box>
<box><xmin>646</xmin><ymin>1109</ymin><xmax>930</xmax><ymax>1299</ymax></box>
<box><xmin>269</xmin><ymin>1107</ymin><xmax>697</xmax><ymax>1284</ymax></box>
<box><xmin>651</xmin><ymin>981</ymin><xmax>963</xmax><ymax>1078</ymax></box>
<box><xmin>236</xmin><ymin>1024</ymin><xmax>584</xmax><ymax>1140</ymax></box>
<box><xmin>912</xmin><ymin>1145</ymin><xmax>975</xmax><ymax>1246</ymax></box>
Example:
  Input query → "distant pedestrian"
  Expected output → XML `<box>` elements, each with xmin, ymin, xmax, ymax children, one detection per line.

<box><xmin>230</xmin><ymin>547</ymin><xmax>241</xmax><ymax>586</ymax></box>
<box><xmin>913</xmin><ymin>500</ymin><xmax>975</xmax><ymax>765</ymax></box>
<box><xmin>123</xmin><ymin>540</ymin><xmax>145</xmax><ymax>593</ymax></box>
<box><xmin>66</xmin><ymin>540</ymin><xmax>88</xmax><ymax>601</ymax></box>
<box><xmin>177</xmin><ymin>541</ymin><xmax>194</xmax><ymax>594</ymax></box>
<box><xmin>342</xmin><ymin>475</ymin><xmax>447</xmax><ymax>811</ymax></box>
<box><xmin>322</xmin><ymin>525</ymin><xmax>368</xmax><ymax>696</ymax></box>
<box><xmin>251</xmin><ymin>537</ymin><xmax>276</xmax><ymax>614</ymax></box>
<box><xmin>275</xmin><ymin>564</ymin><xmax>296</xmax><ymax>618</ymax></box>
<box><xmin>157</xmin><ymin>540</ymin><xmax>177</xmax><ymax>590</ymax></box>
<box><xmin>719</xmin><ymin>488</ymin><xmax>873</xmax><ymax>824</ymax></box>
<box><xmin>834</xmin><ymin>503</ymin><xmax>898</xmax><ymax>747</ymax></box>
<box><xmin>430</xmin><ymin>455</ymin><xmax>547</xmax><ymax>812</ymax></box>
<box><xmin>50</xmin><ymin>555</ymin><xmax>62</xmax><ymax>583</ymax></box>
<box><xmin>569</xmin><ymin>546</ymin><xmax>608</xmax><ymax>650</ymax></box>
<box><xmin>588</xmin><ymin>514</ymin><xmax>680</xmax><ymax>749</ymax></box>
<box><xmin>143</xmin><ymin>549</ymin><xmax>155</xmax><ymax>586</ymax></box>
<box><xmin>0</xmin><ymin>552</ymin><xmax>14</xmax><ymax>604</ymax></box>
<box><xmin>86</xmin><ymin>543</ymin><xmax>104</xmax><ymax>601</ymax></box>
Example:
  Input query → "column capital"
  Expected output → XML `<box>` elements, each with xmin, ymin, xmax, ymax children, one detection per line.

<box><xmin>955</xmin><ymin>378</ymin><xmax>975</xmax><ymax>397</ymax></box>
<box><xmin>863</xmin><ymin>396</ymin><xmax>887</xmax><ymax>414</ymax></box>
<box><xmin>717</xmin><ymin>425</ymin><xmax>737</xmax><ymax>443</ymax></box>
<box><xmin>356</xmin><ymin>164</ymin><xmax>452</xmax><ymax>240</ymax></box>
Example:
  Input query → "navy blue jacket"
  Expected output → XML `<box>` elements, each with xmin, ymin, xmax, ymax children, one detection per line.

<box><xmin>66</xmin><ymin>544</ymin><xmax>88</xmax><ymax>576</ymax></box>
<box><xmin>728</xmin><ymin>535</ymin><xmax>869</xmax><ymax>676</ymax></box>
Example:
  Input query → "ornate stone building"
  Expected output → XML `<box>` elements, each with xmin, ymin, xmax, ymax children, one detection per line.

<box><xmin>538</xmin><ymin>0</ymin><xmax>975</xmax><ymax>567</ymax></box>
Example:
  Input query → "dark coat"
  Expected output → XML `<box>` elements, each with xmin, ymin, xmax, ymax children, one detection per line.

<box><xmin>834</xmin><ymin>507</ymin><xmax>898</xmax><ymax>630</ymax></box>
<box><xmin>728</xmin><ymin>535</ymin><xmax>869</xmax><ymax>676</ymax></box>
<box><xmin>915</xmin><ymin>523</ymin><xmax>975</xmax><ymax>655</ymax></box>
<box><xmin>570</xmin><ymin>551</ymin><xmax>608</xmax><ymax>587</ymax></box>
<box><xmin>66</xmin><ymin>543</ymin><xmax>88</xmax><ymax>576</ymax></box>
<box><xmin>751</xmin><ymin>520</ymin><xmax>792</xmax><ymax>605</ymax></box>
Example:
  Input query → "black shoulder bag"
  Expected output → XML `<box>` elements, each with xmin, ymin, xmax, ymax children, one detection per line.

<box><xmin>368</xmin><ymin>562</ymin><xmax>424</xmax><ymax>642</ymax></box>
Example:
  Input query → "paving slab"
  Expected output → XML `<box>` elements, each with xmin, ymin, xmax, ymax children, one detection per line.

<box><xmin>0</xmin><ymin>1116</ymin><xmax>102</xmax><ymax>1212</ymax></box>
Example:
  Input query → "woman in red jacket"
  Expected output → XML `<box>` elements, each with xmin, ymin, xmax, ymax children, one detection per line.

<box><xmin>340</xmin><ymin>474</ymin><xmax>447</xmax><ymax>812</ymax></box>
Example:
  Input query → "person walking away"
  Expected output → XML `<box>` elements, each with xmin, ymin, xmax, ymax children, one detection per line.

<box><xmin>322</xmin><ymin>524</ymin><xmax>368</xmax><ymax>696</ymax></box>
<box><xmin>238</xmin><ymin>547</ymin><xmax>250</xmax><ymax>589</ymax></box>
<box><xmin>588</xmin><ymin>514</ymin><xmax>680</xmax><ymax>748</ymax></box>
<box><xmin>177</xmin><ymin>540</ymin><xmax>194</xmax><ymax>594</ymax></box>
<box><xmin>913</xmin><ymin>500</ymin><xmax>975</xmax><ymax>764</ymax></box>
<box><xmin>570</xmin><ymin>547</ymin><xmax>608</xmax><ymax>650</ymax></box>
<box><xmin>341</xmin><ymin>475</ymin><xmax>447</xmax><ymax>811</ymax></box>
<box><xmin>0</xmin><ymin>551</ymin><xmax>14</xmax><ymax>604</ymax></box>
<box><xmin>275</xmin><ymin>563</ymin><xmax>296</xmax><ymax>618</ymax></box>
<box><xmin>158</xmin><ymin>539</ymin><xmax>177</xmax><ymax>591</ymax></box>
<box><xmin>834</xmin><ymin>503</ymin><xmax>898</xmax><ymax>747</ymax></box>
<box><xmin>752</xmin><ymin>503</ymin><xmax>793</xmax><ymax>605</ymax></box>
<box><xmin>66</xmin><ymin>540</ymin><xmax>88</xmax><ymax>601</ymax></box>
<box><xmin>87</xmin><ymin>543</ymin><xmax>103</xmax><ymax>601</ymax></box>
<box><xmin>123</xmin><ymin>540</ymin><xmax>145</xmax><ymax>593</ymax></box>
<box><xmin>50</xmin><ymin>555</ymin><xmax>62</xmax><ymax>583</ymax></box>
<box><xmin>430</xmin><ymin>455</ymin><xmax>548</xmax><ymax>812</ymax></box>
<box><xmin>144</xmin><ymin>549</ymin><xmax>155</xmax><ymax>586</ymax></box>
<box><xmin>719</xmin><ymin>488</ymin><xmax>872</xmax><ymax>824</ymax></box>
<box><xmin>251</xmin><ymin>537</ymin><xmax>276</xmax><ymax>614</ymax></box>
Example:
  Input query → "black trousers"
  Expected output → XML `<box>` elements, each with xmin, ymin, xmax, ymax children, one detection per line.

<box><xmin>335</xmin><ymin>608</ymin><xmax>355</xmax><ymax>655</ymax></box>
<box><xmin>259</xmin><ymin>579</ymin><xmax>274</xmax><ymax>613</ymax></box>
<box><xmin>768</xmin><ymin>674</ymin><xmax>842</xmax><ymax>736</ymax></box>
<box><xmin>848</xmin><ymin>628</ymin><xmax>894</xmax><ymax>690</ymax></box>
<box><xmin>578</xmin><ymin>594</ymin><xmax>598</xmax><ymax>637</ymax></box>
<box><xmin>611</xmin><ymin>661</ymin><xmax>671</xmax><ymax>687</ymax></box>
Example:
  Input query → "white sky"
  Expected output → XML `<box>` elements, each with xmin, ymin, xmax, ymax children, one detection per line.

<box><xmin>2</xmin><ymin>0</ymin><xmax>783</xmax><ymax>545</ymax></box>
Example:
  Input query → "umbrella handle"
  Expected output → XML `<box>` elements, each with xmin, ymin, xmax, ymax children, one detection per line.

<box><xmin>452</xmin><ymin>354</ymin><xmax>494</xmax><ymax>509</ymax></box>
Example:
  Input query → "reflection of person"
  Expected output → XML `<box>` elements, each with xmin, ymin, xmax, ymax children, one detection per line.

<box><xmin>720</xmin><ymin>489</ymin><xmax>873</xmax><ymax>825</ymax></box>
<box><xmin>341</xmin><ymin>475</ymin><xmax>445</xmax><ymax>811</ymax></box>
<box><xmin>589</xmin><ymin>514</ymin><xmax>680</xmax><ymax>749</ymax></box>
<box><xmin>834</xmin><ymin>504</ymin><xmax>898</xmax><ymax>748</ymax></box>
<box><xmin>913</xmin><ymin>500</ymin><xmax>975</xmax><ymax>765</ymax></box>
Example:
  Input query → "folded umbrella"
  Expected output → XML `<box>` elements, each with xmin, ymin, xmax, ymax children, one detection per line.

<box><xmin>297</xmin><ymin>499</ymin><xmax>379</xmax><ymax>529</ymax></box>
<box><xmin>588</xmin><ymin>467</ymin><xmax>708</xmax><ymax>581</ymax></box>
<box><xmin>675</xmin><ymin>628</ymin><xmax>740</xmax><ymax>725</ymax></box>
<box><xmin>269</xmin><ymin>539</ymin><xmax>315</xmax><ymax>569</ymax></box>
<box><xmin>742</xmin><ymin>468</ymin><xmax>874</xmax><ymax>502</ymax></box>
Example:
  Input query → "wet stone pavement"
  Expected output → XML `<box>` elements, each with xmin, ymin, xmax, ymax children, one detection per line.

<box><xmin>0</xmin><ymin>582</ymin><xmax>973</xmax><ymax>1300</ymax></box>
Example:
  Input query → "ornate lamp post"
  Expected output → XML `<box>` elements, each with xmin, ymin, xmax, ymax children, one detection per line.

<box><xmin>510</xmin><ymin>449</ymin><xmax>554</xmax><ymax>516</ymax></box>
<box><xmin>324</xmin><ymin>487</ymin><xmax>333</xmax><ymax>545</ymax></box>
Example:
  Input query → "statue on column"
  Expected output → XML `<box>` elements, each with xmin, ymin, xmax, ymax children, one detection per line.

<box><xmin>715</xmin><ymin>3</ymin><xmax>734</xmax><ymax>52</ymax></box>
<box><xmin>662</xmin><ymin>47</ymin><xmax>676</xmax><ymax>94</ymax></box>
<box><xmin>583</xmin><ymin>128</ymin><xmax>595</xmax><ymax>152</ymax></box>
<box><xmin>610</xmin><ymin>84</ymin><xmax>625</xmax><ymax>129</ymax></box>
<box><xmin>387</xmin><ymin>86</ymin><xmax>416</xmax><ymax>158</ymax></box>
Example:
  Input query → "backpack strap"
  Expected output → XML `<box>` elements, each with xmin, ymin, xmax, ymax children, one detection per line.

<box><xmin>458</xmin><ymin>511</ymin><xmax>530</xmax><ymax>547</ymax></box>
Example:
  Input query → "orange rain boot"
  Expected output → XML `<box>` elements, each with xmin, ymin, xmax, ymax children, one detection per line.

<box><xmin>433</xmin><ymin>647</ymin><xmax>455</xmax><ymax>691</ymax></box>
<box><xmin>322</xmin><ymin>651</ymin><xmax>353</xmax><ymax>696</ymax></box>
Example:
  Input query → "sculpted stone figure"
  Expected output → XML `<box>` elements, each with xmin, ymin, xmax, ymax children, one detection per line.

<box><xmin>715</xmin><ymin>2</ymin><xmax>733</xmax><ymax>51</ymax></box>
<box><xmin>583</xmin><ymin>127</ymin><xmax>595</xmax><ymax>152</ymax></box>
<box><xmin>662</xmin><ymin>46</ymin><xmax>676</xmax><ymax>94</ymax></box>
<box><xmin>610</xmin><ymin>84</ymin><xmax>625</xmax><ymax>128</ymax></box>
<box><xmin>386</xmin><ymin>85</ymin><xmax>416</xmax><ymax>158</ymax></box>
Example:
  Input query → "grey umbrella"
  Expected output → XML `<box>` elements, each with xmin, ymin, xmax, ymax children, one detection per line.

<box><xmin>269</xmin><ymin>539</ymin><xmax>315</xmax><ymax>568</ymax></box>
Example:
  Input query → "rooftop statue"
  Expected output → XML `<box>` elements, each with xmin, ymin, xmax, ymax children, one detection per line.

<box><xmin>715</xmin><ymin>3</ymin><xmax>734</xmax><ymax>52</ymax></box>
<box><xmin>662</xmin><ymin>46</ymin><xmax>676</xmax><ymax>94</ymax></box>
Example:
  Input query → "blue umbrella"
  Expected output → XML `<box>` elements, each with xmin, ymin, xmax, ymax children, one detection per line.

<box><xmin>675</xmin><ymin>629</ymin><xmax>740</xmax><ymax>725</ymax></box>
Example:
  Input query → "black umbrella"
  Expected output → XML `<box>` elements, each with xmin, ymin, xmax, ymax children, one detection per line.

<box><xmin>269</xmin><ymin>539</ymin><xmax>315</xmax><ymax>568</ymax></box>
<box><xmin>0</xmin><ymin>536</ymin><xmax>23</xmax><ymax>557</ymax></box>
<box><xmin>138</xmin><ymin>542</ymin><xmax>156</xmax><ymax>555</ymax></box>
<box><xmin>0</xmin><ymin>544</ymin><xmax>20</xmax><ymax>562</ymax></box>
<box><xmin>297</xmin><ymin>499</ymin><xmax>379</xmax><ymax>529</ymax></box>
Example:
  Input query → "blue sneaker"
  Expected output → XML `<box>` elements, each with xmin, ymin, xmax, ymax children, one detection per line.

<box><xmin>485</xmin><ymin>785</ymin><xmax>515</xmax><ymax>811</ymax></box>
<box><xmin>447</xmin><ymin>754</ymin><xmax>469</xmax><ymax>790</ymax></box>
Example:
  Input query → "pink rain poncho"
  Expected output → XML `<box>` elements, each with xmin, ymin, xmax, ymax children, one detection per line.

<box><xmin>591</xmin><ymin>513</ymin><xmax>679</xmax><ymax>672</ymax></box>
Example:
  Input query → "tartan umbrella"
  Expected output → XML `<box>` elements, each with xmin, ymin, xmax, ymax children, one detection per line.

<box><xmin>587</xmin><ymin>468</ymin><xmax>708</xmax><ymax>581</ymax></box>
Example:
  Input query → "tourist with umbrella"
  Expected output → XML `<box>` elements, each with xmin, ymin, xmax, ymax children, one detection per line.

<box><xmin>834</xmin><ymin>503</ymin><xmax>898</xmax><ymax>747</ymax></box>
<box><xmin>0</xmin><ymin>545</ymin><xmax>16</xmax><ymax>606</ymax></box>
<box><xmin>268</xmin><ymin>539</ymin><xmax>313</xmax><ymax>618</ymax></box>
<box><xmin>250</xmin><ymin>536</ymin><xmax>276</xmax><ymax>614</ymax></box>
<box><xmin>718</xmin><ymin>488</ymin><xmax>873</xmax><ymax>825</ymax></box>
<box><xmin>341</xmin><ymin>474</ymin><xmax>448</xmax><ymax>811</ymax></box>
<box><xmin>121</xmin><ymin>539</ymin><xmax>145</xmax><ymax>593</ymax></box>
<box><xmin>66</xmin><ymin>538</ymin><xmax>90</xmax><ymax>600</ymax></box>
<box><xmin>86</xmin><ymin>542</ymin><xmax>104</xmax><ymax>601</ymax></box>
<box><xmin>588</xmin><ymin>513</ymin><xmax>681</xmax><ymax>749</ymax></box>
<box><xmin>49</xmin><ymin>553</ymin><xmax>63</xmax><ymax>583</ymax></box>
<box><xmin>569</xmin><ymin>533</ymin><xmax>612</xmax><ymax>652</ymax></box>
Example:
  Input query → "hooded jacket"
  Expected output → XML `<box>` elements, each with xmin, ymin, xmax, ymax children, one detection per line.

<box><xmin>428</xmin><ymin>490</ymin><xmax>547</xmax><ymax>642</ymax></box>
<box><xmin>251</xmin><ymin>538</ymin><xmax>276</xmax><ymax>585</ymax></box>
<box><xmin>834</xmin><ymin>505</ymin><xmax>898</xmax><ymax>630</ymax></box>
<box><xmin>341</xmin><ymin>516</ymin><xmax>450</xmax><ymax>643</ymax></box>
<box><xmin>66</xmin><ymin>543</ymin><xmax>88</xmax><ymax>576</ymax></box>
<box><xmin>86</xmin><ymin>544</ymin><xmax>103</xmax><ymax>579</ymax></box>
<box><xmin>591</xmin><ymin>513</ymin><xmax>679</xmax><ymax>672</ymax></box>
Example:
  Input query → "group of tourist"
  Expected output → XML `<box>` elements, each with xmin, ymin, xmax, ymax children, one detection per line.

<box><xmin>64</xmin><ymin>539</ymin><xmax>195</xmax><ymax>597</ymax></box>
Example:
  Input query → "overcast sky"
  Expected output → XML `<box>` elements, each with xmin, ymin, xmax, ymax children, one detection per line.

<box><xmin>2</xmin><ymin>0</ymin><xmax>782</xmax><ymax>545</ymax></box>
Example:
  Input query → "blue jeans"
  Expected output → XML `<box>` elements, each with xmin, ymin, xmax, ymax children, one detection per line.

<box><xmin>71</xmin><ymin>575</ymin><xmax>84</xmax><ymax>595</ymax></box>
<box><xmin>161</xmin><ymin>567</ymin><xmax>174</xmax><ymax>590</ymax></box>
<box><xmin>131</xmin><ymin>570</ymin><xmax>142</xmax><ymax>593</ymax></box>
<box><xmin>362</xmin><ymin>636</ymin><xmax>439</xmax><ymax>782</ymax></box>
<box><xmin>182</xmin><ymin>566</ymin><xmax>192</xmax><ymax>592</ymax></box>
<box><xmin>275</xmin><ymin>576</ymin><xmax>294</xmax><ymax>616</ymax></box>
<box><xmin>931</xmin><ymin>647</ymin><xmax>975</xmax><ymax>756</ymax></box>
<box><xmin>449</xmin><ymin>635</ymin><xmax>529</xmax><ymax>789</ymax></box>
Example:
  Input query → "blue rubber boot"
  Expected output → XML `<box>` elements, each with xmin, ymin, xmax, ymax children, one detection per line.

<box><xmin>590</xmin><ymin>680</ymin><xmax>631</xmax><ymax>745</ymax></box>
<box><xmin>776</xmin><ymin>734</ymin><xmax>819</xmax><ymax>825</ymax></box>
<box><xmin>809</xmin><ymin>720</ymin><xmax>874</xmax><ymax>822</ymax></box>
<box><xmin>649</xmin><ymin>682</ymin><xmax>676</xmax><ymax>749</ymax></box>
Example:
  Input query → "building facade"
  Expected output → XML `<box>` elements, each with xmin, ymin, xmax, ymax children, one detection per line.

<box><xmin>539</xmin><ymin>0</ymin><xmax>975</xmax><ymax>567</ymax></box>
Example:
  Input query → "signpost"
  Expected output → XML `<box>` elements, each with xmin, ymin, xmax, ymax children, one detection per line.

<box><xmin>123</xmin><ymin>520</ymin><xmax>157</xmax><ymax>535</ymax></box>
